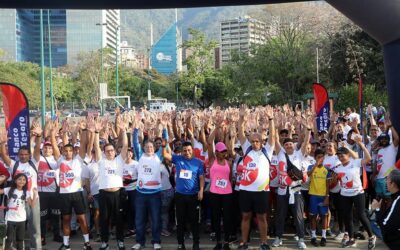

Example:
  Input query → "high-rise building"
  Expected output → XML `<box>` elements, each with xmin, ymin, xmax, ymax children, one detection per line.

<box><xmin>120</xmin><ymin>41</ymin><xmax>139</xmax><ymax>68</ymax></box>
<box><xmin>66</xmin><ymin>9</ymin><xmax>120</xmax><ymax>65</ymax></box>
<box><xmin>0</xmin><ymin>9</ymin><xmax>119</xmax><ymax>67</ymax></box>
<box><xmin>150</xmin><ymin>23</ymin><xmax>182</xmax><ymax>75</ymax></box>
<box><xmin>220</xmin><ymin>16</ymin><xmax>267</xmax><ymax>65</ymax></box>
<box><xmin>0</xmin><ymin>9</ymin><xmax>67</xmax><ymax>67</ymax></box>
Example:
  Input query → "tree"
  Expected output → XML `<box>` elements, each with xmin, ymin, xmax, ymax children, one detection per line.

<box><xmin>180</xmin><ymin>28</ymin><xmax>218</xmax><ymax>107</ymax></box>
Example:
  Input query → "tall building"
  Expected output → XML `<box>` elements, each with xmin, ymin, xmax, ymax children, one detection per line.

<box><xmin>0</xmin><ymin>9</ymin><xmax>67</xmax><ymax>67</ymax></box>
<box><xmin>0</xmin><ymin>9</ymin><xmax>119</xmax><ymax>67</ymax></box>
<box><xmin>66</xmin><ymin>9</ymin><xmax>120</xmax><ymax>65</ymax></box>
<box><xmin>220</xmin><ymin>16</ymin><xmax>267</xmax><ymax>65</ymax></box>
<box><xmin>120</xmin><ymin>41</ymin><xmax>139</xmax><ymax>68</ymax></box>
<box><xmin>150</xmin><ymin>23</ymin><xmax>182</xmax><ymax>75</ymax></box>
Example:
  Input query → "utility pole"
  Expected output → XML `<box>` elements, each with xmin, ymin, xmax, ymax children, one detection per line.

<box><xmin>116</xmin><ymin>25</ymin><xmax>120</xmax><ymax>96</ymax></box>
<box><xmin>48</xmin><ymin>9</ymin><xmax>54</xmax><ymax>117</ymax></box>
<box><xmin>40</xmin><ymin>10</ymin><xmax>46</xmax><ymax>125</ymax></box>
<box><xmin>96</xmin><ymin>22</ymin><xmax>107</xmax><ymax>115</ymax></box>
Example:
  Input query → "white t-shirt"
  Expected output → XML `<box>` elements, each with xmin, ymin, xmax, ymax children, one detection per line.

<box><xmin>35</xmin><ymin>156</ymin><xmax>59</xmax><ymax>193</ymax></box>
<box><xmin>269</xmin><ymin>155</ymin><xmax>279</xmax><ymax>188</ymax></box>
<box><xmin>277</xmin><ymin>150</ymin><xmax>305</xmax><ymax>196</ymax></box>
<box><xmin>123</xmin><ymin>160</ymin><xmax>138</xmax><ymax>191</ymax></box>
<box><xmin>9</xmin><ymin>160</ymin><xmax>38</xmax><ymax>193</ymax></box>
<box><xmin>82</xmin><ymin>160</ymin><xmax>100</xmax><ymax>196</ymax></box>
<box><xmin>98</xmin><ymin>155</ymin><xmax>124</xmax><ymax>190</ymax></box>
<box><xmin>301</xmin><ymin>155</ymin><xmax>315</xmax><ymax>190</ymax></box>
<box><xmin>323</xmin><ymin>154</ymin><xmax>341</xmax><ymax>193</ymax></box>
<box><xmin>4</xmin><ymin>187</ymin><xmax>30</xmax><ymax>222</ymax></box>
<box><xmin>376</xmin><ymin>144</ymin><xmax>398</xmax><ymax>179</ymax></box>
<box><xmin>334</xmin><ymin>159</ymin><xmax>364</xmax><ymax>197</ymax></box>
<box><xmin>239</xmin><ymin>140</ymin><xmax>274</xmax><ymax>192</ymax></box>
<box><xmin>57</xmin><ymin>156</ymin><xmax>84</xmax><ymax>194</ymax></box>
<box><xmin>160</xmin><ymin>164</ymin><xmax>173</xmax><ymax>191</ymax></box>
<box><xmin>135</xmin><ymin>154</ymin><xmax>162</xmax><ymax>193</ymax></box>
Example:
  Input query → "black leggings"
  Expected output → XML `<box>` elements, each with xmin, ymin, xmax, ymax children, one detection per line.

<box><xmin>340</xmin><ymin>193</ymin><xmax>372</xmax><ymax>238</ymax></box>
<box><xmin>5</xmin><ymin>221</ymin><xmax>25</xmax><ymax>250</ymax></box>
<box><xmin>209</xmin><ymin>192</ymin><xmax>233</xmax><ymax>242</ymax></box>
<box><xmin>330</xmin><ymin>192</ymin><xmax>345</xmax><ymax>232</ymax></box>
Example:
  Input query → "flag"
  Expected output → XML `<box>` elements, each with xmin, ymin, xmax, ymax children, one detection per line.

<box><xmin>313</xmin><ymin>83</ymin><xmax>330</xmax><ymax>132</ymax></box>
<box><xmin>0</xmin><ymin>83</ymin><xmax>30</xmax><ymax>160</ymax></box>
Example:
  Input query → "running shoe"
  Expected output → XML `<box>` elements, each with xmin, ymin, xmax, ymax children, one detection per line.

<box><xmin>310</xmin><ymin>238</ymin><xmax>318</xmax><ymax>247</ymax></box>
<box><xmin>154</xmin><ymin>243</ymin><xmax>162</xmax><ymax>250</ymax></box>
<box><xmin>58</xmin><ymin>244</ymin><xmax>71</xmax><ymax>250</ymax></box>
<box><xmin>320</xmin><ymin>237</ymin><xmax>327</xmax><ymax>247</ymax></box>
<box><xmin>237</xmin><ymin>243</ymin><xmax>248</xmax><ymax>250</ymax></box>
<box><xmin>297</xmin><ymin>239</ymin><xmax>307</xmax><ymax>249</ymax></box>
<box><xmin>131</xmin><ymin>243</ymin><xmax>144</xmax><ymax>250</ymax></box>
<box><xmin>259</xmin><ymin>243</ymin><xmax>270</xmax><ymax>250</ymax></box>
<box><xmin>272</xmin><ymin>237</ymin><xmax>282</xmax><ymax>247</ymax></box>
<box><xmin>368</xmin><ymin>235</ymin><xmax>376</xmax><ymax>250</ymax></box>
<box><xmin>99</xmin><ymin>242</ymin><xmax>109</xmax><ymax>250</ymax></box>
<box><xmin>118</xmin><ymin>240</ymin><xmax>126</xmax><ymax>250</ymax></box>
<box><xmin>83</xmin><ymin>242</ymin><xmax>92</xmax><ymax>250</ymax></box>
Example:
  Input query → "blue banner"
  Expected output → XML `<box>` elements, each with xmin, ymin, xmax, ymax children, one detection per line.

<box><xmin>1</xmin><ymin>83</ymin><xmax>30</xmax><ymax>160</ymax></box>
<box><xmin>313</xmin><ymin>83</ymin><xmax>330</xmax><ymax>132</ymax></box>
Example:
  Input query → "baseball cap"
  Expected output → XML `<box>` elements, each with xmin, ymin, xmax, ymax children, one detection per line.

<box><xmin>43</xmin><ymin>141</ymin><xmax>52</xmax><ymax>147</ymax></box>
<box><xmin>377</xmin><ymin>133</ymin><xmax>390</xmax><ymax>141</ymax></box>
<box><xmin>74</xmin><ymin>142</ymin><xmax>80</xmax><ymax>148</ymax></box>
<box><xmin>234</xmin><ymin>143</ymin><xmax>241</xmax><ymax>149</ymax></box>
<box><xmin>336</xmin><ymin>147</ymin><xmax>350</xmax><ymax>155</ymax></box>
<box><xmin>215</xmin><ymin>142</ymin><xmax>227</xmax><ymax>152</ymax></box>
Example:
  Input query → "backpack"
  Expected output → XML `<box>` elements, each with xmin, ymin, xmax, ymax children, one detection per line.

<box><xmin>242</xmin><ymin>145</ymin><xmax>272</xmax><ymax>167</ymax></box>
<box><xmin>284</xmin><ymin>153</ymin><xmax>304</xmax><ymax>181</ymax></box>
<box><xmin>6</xmin><ymin>160</ymin><xmax>38</xmax><ymax>187</ymax></box>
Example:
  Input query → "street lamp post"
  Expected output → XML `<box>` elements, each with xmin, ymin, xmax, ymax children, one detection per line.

<box><xmin>96</xmin><ymin>22</ymin><xmax>107</xmax><ymax>115</ymax></box>
<box><xmin>47</xmin><ymin>9</ymin><xmax>54</xmax><ymax>117</ymax></box>
<box><xmin>40</xmin><ymin>10</ymin><xmax>46</xmax><ymax>125</ymax></box>
<box><xmin>115</xmin><ymin>25</ymin><xmax>119</xmax><ymax>96</ymax></box>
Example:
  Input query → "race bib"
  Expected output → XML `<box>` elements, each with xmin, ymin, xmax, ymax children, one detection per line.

<box><xmin>179</xmin><ymin>169</ymin><xmax>192</xmax><ymax>179</ymax></box>
<box><xmin>144</xmin><ymin>167</ymin><xmax>152</xmax><ymax>174</ymax></box>
<box><xmin>64</xmin><ymin>172</ymin><xmax>75</xmax><ymax>179</ymax></box>
<box><xmin>44</xmin><ymin>170</ymin><xmax>56</xmax><ymax>178</ymax></box>
<box><xmin>216</xmin><ymin>179</ymin><xmax>228</xmax><ymax>188</ymax></box>
<box><xmin>107</xmin><ymin>169</ymin><xmax>115</xmax><ymax>175</ymax></box>
<box><xmin>246</xmin><ymin>162</ymin><xmax>257</xmax><ymax>170</ymax></box>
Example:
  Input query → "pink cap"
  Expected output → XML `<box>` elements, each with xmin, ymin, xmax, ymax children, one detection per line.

<box><xmin>215</xmin><ymin>142</ymin><xmax>227</xmax><ymax>152</ymax></box>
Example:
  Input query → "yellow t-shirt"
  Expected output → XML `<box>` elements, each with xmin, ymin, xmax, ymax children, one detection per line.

<box><xmin>309</xmin><ymin>165</ymin><xmax>329</xmax><ymax>196</ymax></box>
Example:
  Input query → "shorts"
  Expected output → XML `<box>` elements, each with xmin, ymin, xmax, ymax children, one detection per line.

<box><xmin>93</xmin><ymin>194</ymin><xmax>100</xmax><ymax>209</ymax></box>
<box><xmin>59</xmin><ymin>191</ymin><xmax>87</xmax><ymax>215</ymax></box>
<box><xmin>239</xmin><ymin>190</ymin><xmax>269</xmax><ymax>214</ymax></box>
<box><xmin>309</xmin><ymin>195</ymin><xmax>328</xmax><ymax>216</ymax></box>
<box><xmin>375</xmin><ymin>178</ymin><xmax>391</xmax><ymax>197</ymax></box>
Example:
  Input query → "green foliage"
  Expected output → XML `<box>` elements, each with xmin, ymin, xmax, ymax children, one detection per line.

<box><xmin>335</xmin><ymin>83</ymin><xmax>387</xmax><ymax>112</ymax></box>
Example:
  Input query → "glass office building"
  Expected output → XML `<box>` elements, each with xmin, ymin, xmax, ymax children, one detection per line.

<box><xmin>0</xmin><ymin>9</ymin><xmax>119</xmax><ymax>67</ymax></box>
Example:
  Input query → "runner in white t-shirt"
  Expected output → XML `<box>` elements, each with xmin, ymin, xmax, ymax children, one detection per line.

<box><xmin>237</xmin><ymin>105</ymin><xmax>275</xmax><ymax>250</ymax></box>
<box><xmin>92</xmin><ymin>115</ymin><xmax>129</xmax><ymax>250</ymax></box>
<box><xmin>123</xmin><ymin>148</ymin><xmax>139</xmax><ymax>238</ymax></box>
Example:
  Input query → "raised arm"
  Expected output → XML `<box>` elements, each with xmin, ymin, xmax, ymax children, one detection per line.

<box><xmin>31</xmin><ymin>120</ymin><xmax>43</xmax><ymax>162</ymax></box>
<box><xmin>50</xmin><ymin>121</ymin><xmax>61</xmax><ymax>160</ymax></box>
<box><xmin>354</xmin><ymin>135</ymin><xmax>371</xmax><ymax>165</ymax></box>
<box><xmin>78</xmin><ymin>119</ymin><xmax>88</xmax><ymax>159</ymax></box>
<box><xmin>265</xmin><ymin>106</ymin><xmax>275</xmax><ymax>148</ymax></box>
<box><xmin>0</xmin><ymin>128</ymin><xmax>11</xmax><ymax>167</ymax></box>
<box><xmin>207</xmin><ymin>127</ymin><xmax>218</xmax><ymax>163</ymax></box>
<box><xmin>161</xmin><ymin>139</ymin><xmax>172</xmax><ymax>161</ymax></box>
<box><xmin>387</xmin><ymin>117</ymin><xmax>399</xmax><ymax>147</ymax></box>
<box><xmin>238</xmin><ymin>105</ymin><xmax>247</xmax><ymax>145</ymax></box>
<box><xmin>301</xmin><ymin>116</ymin><xmax>313</xmax><ymax>156</ymax></box>
<box><xmin>119</xmin><ymin>114</ymin><xmax>129</xmax><ymax>161</ymax></box>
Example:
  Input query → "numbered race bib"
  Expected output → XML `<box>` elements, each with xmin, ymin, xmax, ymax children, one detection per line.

<box><xmin>144</xmin><ymin>167</ymin><xmax>152</xmax><ymax>174</ymax></box>
<box><xmin>216</xmin><ymin>179</ymin><xmax>228</xmax><ymax>189</ymax></box>
<box><xmin>179</xmin><ymin>169</ymin><xmax>192</xmax><ymax>179</ymax></box>
<box><xmin>45</xmin><ymin>170</ymin><xmax>56</xmax><ymax>178</ymax></box>
<box><xmin>246</xmin><ymin>162</ymin><xmax>257</xmax><ymax>170</ymax></box>
<box><xmin>64</xmin><ymin>172</ymin><xmax>75</xmax><ymax>179</ymax></box>
<box><xmin>107</xmin><ymin>169</ymin><xmax>115</xmax><ymax>175</ymax></box>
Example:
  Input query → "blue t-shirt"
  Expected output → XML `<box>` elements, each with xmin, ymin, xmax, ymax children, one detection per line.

<box><xmin>172</xmin><ymin>155</ymin><xmax>204</xmax><ymax>195</ymax></box>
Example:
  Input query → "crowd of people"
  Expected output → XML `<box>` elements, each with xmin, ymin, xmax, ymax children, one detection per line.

<box><xmin>0</xmin><ymin>103</ymin><xmax>399</xmax><ymax>250</ymax></box>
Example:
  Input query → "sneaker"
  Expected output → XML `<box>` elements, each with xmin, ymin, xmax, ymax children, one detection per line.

<box><xmin>176</xmin><ymin>244</ymin><xmax>186</xmax><ymax>250</ymax></box>
<box><xmin>294</xmin><ymin>235</ymin><xmax>299</xmax><ymax>241</ymax></box>
<box><xmin>154</xmin><ymin>243</ymin><xmax>162</xmax><ymax>250</ymax></box>
<box><xmin>237</xmin><ymin>243</ymin><xmax>248</xmax><ymax>250</ymax></box>
<box><xmin>125</xmin><ymin>230</ymin><xmax>136</xmax><ymax>238</ymax></box>
<box><xmin>320</xmin><ymin>238</ymin><xmax>327</xmax><ymax>247</ymax></box>
<box><xmin>297</xmin><ymin>239</ymin><xmax>307</xmax><ymax>249</ymax></box>
<box><xmin>131</xmin><ymin>243</ymin><xmax>144</xmax><ymax>250</ymax></box>
<box><xmin>214</xmin><ymin>243</ymin><xmax>222</xmax><ymax>250</ymax></box>
<box><xmin>355</xmin><ymin>231</ymin><xmax>365</xmax><ymax>240</ymax></box>
<box><xmin>53</xmin><ymin>235</ymin><xmax>63</xmax><ymax>243</ymax></box>
<box><xmin>341</xmin><ymin>233</ymin><xmax>349</xmax><ymax>247</ymax></box>
<box><xmin>223</xmin><ymin>243</ymin><xmax>231</xmax><ymax>250</ymax></box>
<box><xmin>193</xmin><ymin>243</ymin><xmax>200</xmax><ymax>250</ymax></box>
<box><xmin>161</xmin><ymin>230</ymin><xmax>171</xmax><ymax>237</ymax></box>
<box><xmin>83</xmin><ymin>242</ymin><xmax>92</xmax><ymax>250</ymax></box>
<box><xmin>310</xmin><ymin>238</ymin><xmax>318</xmax><ymax>247</ymax></box>
<box><xmin>118</xmin><ymin>240</ymin><xmax>126</xmax><ymax>250</ymax></box>
<box><xmin>272</xmin><ymin>237</ymin><xmax>282</xmax><ymax>247</ymax></box>
<box><xmin>344</xmin><ymin>239</ymin><xmax>357</xmax><ymax>248</ymax></box>
<box><xmin>42</xmin><ymin>237</ymin><xmax>46</xmax><ymax>246</ymax></box>
<box><xmin>335</xmin><ymin>232</ymin><xmax>345</xmax><ymax>241</ymax></box>
<box><xmin>368</xmin><ymin>235</ymin><xmax>376</xmax><ymax>250</ymax></box>
<box><xmin>58</xmin><ymin>244</ymin><xmax>71</xmax><ymax>250</ymax></box>
<box><xmin>259</xmin><ymin>243</ymin><xmax>270</xmax><ymax>250</ymax></box>
<box><xmin>99</xmin><ymin>242</ymin><xmax>109</xmax><ymax>250</ymax></box>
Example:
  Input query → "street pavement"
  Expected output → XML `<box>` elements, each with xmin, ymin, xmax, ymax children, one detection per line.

<box><xmin>40</xmin><ymin>232</ymin><xmax>389</xmax><ymax>250</ymax></box>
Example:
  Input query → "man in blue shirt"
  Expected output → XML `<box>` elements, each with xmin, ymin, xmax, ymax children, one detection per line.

<box><xmin>162</xmin><ymin>141</ymin><xmax>205</xmax><ymax>250</ymax></box>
